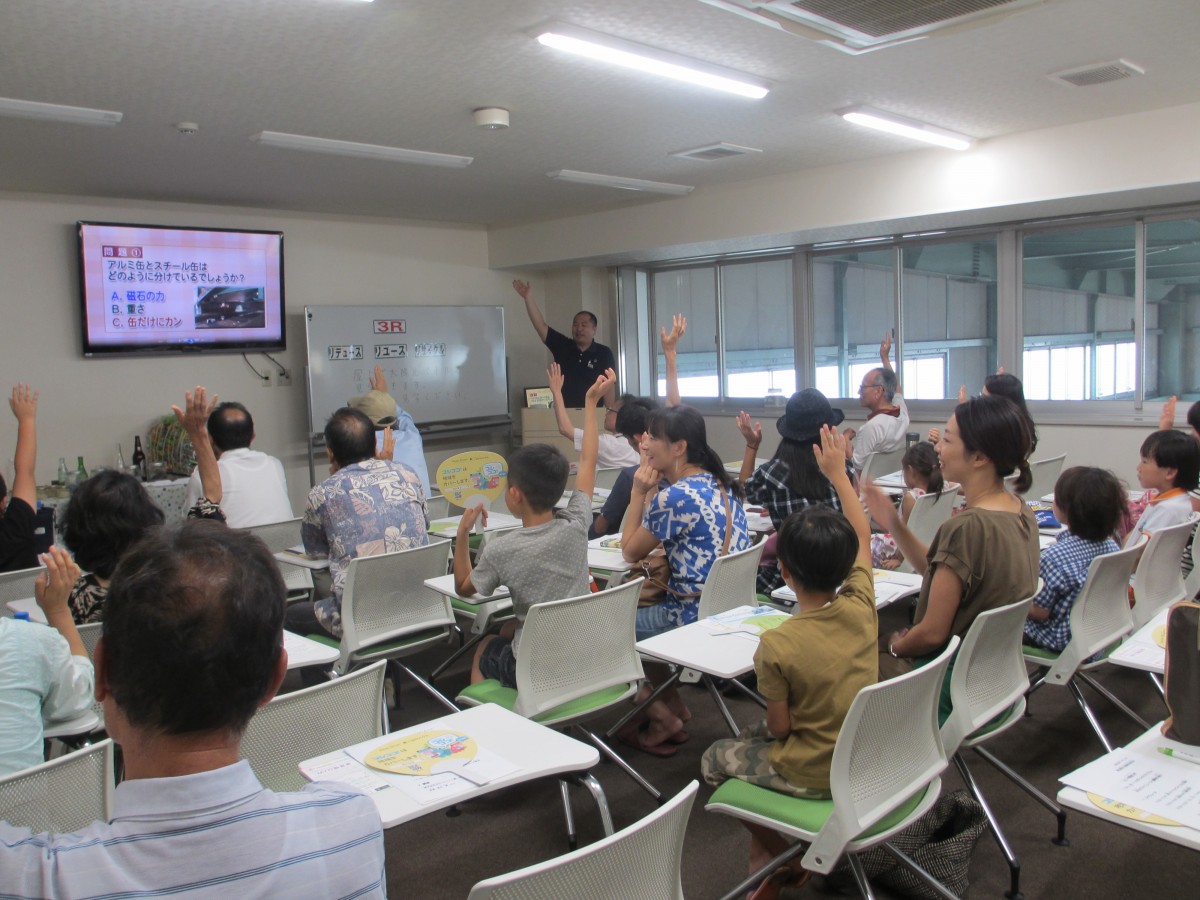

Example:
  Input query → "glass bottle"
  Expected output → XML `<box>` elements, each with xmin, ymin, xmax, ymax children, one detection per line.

<box><xmin>131</xmin><ymin>436</ymin><xmax>146</xmax><ymax>480</ymax></box>
<box><xmin>75</xmin><ymin>456</ymin><xmax>88</xmax><ymax>482</ymax></box>
<box><xmin>56</xmin><ymin>457</ymin><xmax>69</xmax><ymax>485</ymax></box>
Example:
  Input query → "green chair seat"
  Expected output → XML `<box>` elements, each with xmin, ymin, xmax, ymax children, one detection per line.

<box><xmin>707</xmin><ymin>778</ymin><xmax>929</xmax><ymax>840</ymax></box>
<box><xmin>964</xmin><ymin>700</ymin><xmax>1023</xmax><ymax>744</ymax></box>
<box><xmin>458</xmin><ymin>682</ymin><xmax>632</xmax><ymax>724</ymax></box>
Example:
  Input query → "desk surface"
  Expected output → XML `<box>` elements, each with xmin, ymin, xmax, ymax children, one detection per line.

<box><xmin>770</xmin><ymin>569</ymin><xmax>923</xmax><ymax>610</ymax></box>
<box><xmin>586</xmin><ymin>536</ymin><xmax>634</xmax><ymax>573</ymax></box>
<box><xmin>424</xmin><ymin>573</ymin><xmax>511</xmax><ymax>604</ymax></box>
<box><xmin>636</xmin><ymin>605</ymin><xmax>776</xmax><ymax>679</ymax></box>
<box><xmin>1107</xmin><ymin>606</ymin><xmax>1169</xmax><ymax>675</ymax></box>
<box><xmin>1058</xmin><ymin>722</ymin><xmax>1200</xmax><ymax>850</ymax></box>
<box><xmin>299</xmin><ymin>703</ymin><xmax>599</xmax><ymax>828</ymax></box>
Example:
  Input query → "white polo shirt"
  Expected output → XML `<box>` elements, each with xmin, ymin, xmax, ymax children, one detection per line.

<box><xmin>185</xmin><ymin>447</ymin><xmax>293</xmax><ymax>527</ymax></box>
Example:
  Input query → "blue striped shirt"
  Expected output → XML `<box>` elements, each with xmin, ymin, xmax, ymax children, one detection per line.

<box><xmin>0</xmin><ymin>760</ymin><xmax>385</xmax><ymax>898</ymax></box>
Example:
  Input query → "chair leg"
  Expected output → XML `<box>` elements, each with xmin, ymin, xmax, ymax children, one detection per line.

<box><xmin>1067</xmin><ymin>679</ymin><xmax>1114</xmax><ymax>752</ymax></box>
<box><xmin>569</xmin><ymin>771</ymin><xmax>615</xmax><ymax>837</ymax></box>
<box><xmin>576</xmin><ymin>726</ymin><xmax>662</xmax><ymax>802</ymax></box>
<box><xmin>716</xmin><ymin>841</ymin><xmax>807</xmax><ymax>900</ymax></box>
<box><xmin>558</xmin><ymin>779</ymin><xmax>577</xmax><ymax>850</ymax></box>
<box><xmin>972</xmin><ymin>746</ymin><xmax>1069</xmax><ymax>845</ymax></box>
<box><xmin>954</xmin><ymin>754</ymin><xmax>1022</xmax><ymax>899</ymax></box>
<box><xmin>604</xmin><ymin>667</ymin><xmax>682</xmax><ymax>739</ymax></box>
<box><xmin>1149</xmin><ymin>672</ymin><xmax>1165</xmax><ymax>698</ymax></box>
<box><xmin>703</xmin><ymin>675</ymin><xmax>742</xmax><ymax>736</ymax></box>
<box><xmin>393</xmin><ymin>661</ymin><xmax>459</xmax><ymax>713</ymax></box>
<box><xmin>878</xmin><ymin>842</ymin><xmax>961</xmax><ymax>900</ymax></box>
<box><xmin>1076</xmin><ymin>671</ymin><xmax>1151</xmax><ymax>730</ymax></box>
<box><xmin>846</xmin><ymin>854</ymin><xmax>878</xmax><ymax>900</ymax></box>
<box><xmin>429</xmin><ymin>631</ymin><xmax>483</xmax><ymax>682</ymax></box>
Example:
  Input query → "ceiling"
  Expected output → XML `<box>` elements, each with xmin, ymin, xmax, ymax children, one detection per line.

<box><xmin>3</xmin><ymin>0</ymin><xmax>1199</xmax><ymax>229</ymax></box>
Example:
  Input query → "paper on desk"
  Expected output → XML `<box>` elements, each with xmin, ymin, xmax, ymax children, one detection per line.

<box><xmin>346</xmin><ymin>733</ymin><xmax>519</xmax><ymax>805</ymax></box>
<box><xmin>1060</xmin><ymin>744</ymin><xmax>1200</xmax><ymax>830</ymax></box>
<box><xmin>701</xmin><ymin>605</ymin><xmax>789</xmax><ymax>637</ymax></box>
<box><xmin>300</xmin><ymin>753</ymin><xmax>395</xmax><ymax>796</ymax></box>
<box><xmin>1109</xmin><ymin>641</ymin><xmax>1165</xmax><ymax>669</ymax></box>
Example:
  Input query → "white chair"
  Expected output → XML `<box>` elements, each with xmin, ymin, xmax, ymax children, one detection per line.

<box><xmin>593</xmin><ymin>467</ymin><xmax>624</xmax><ymax>491</ymax></box>
<box><xmin>1129</xmin><ymin>515</ymin><xmax>1196</xmax><ymax>629</ymax></box>
<box><xmin>426</xmin><ymin>493</ymin><xmax>450</xmax><ymax>520</ymax></box>
<box><xmin>707</xmin><ymin>639</ymin><xmax>960</xmax><ymax>900</ymax></box>
<box><xmin>0</xmin><ymin>739</ymin><xmax>115</xmax><ymax>833</ymax></box>
<box><xmin>894</xmin><ymin>487</ymin><xmax>957</xmax><ymax>574</ymax></box>
<box><xmin>457</xmin><ymin>579</ymin><xmax>653</xmax><ymax>843</ymax></box>
<box><xmin>1024</xmin><ymin>539</ymin><xmax>1147</xmax><ymax>751</ymax></box>
<box><xmin>0</xmin><ymin>565</ymin><xmax>44</xmax><ymax>610</ymax></box>
<box><xmin>246</xmin><ymin>518</ymin><xmax>315</xmax><ymax>602</ymax></box>
<box><xmin>242</xmin><ymin>660</ymin><xmax>387</xmax><ymax>792</ymax></box>
<box><xmin>1006</xmin><ymin>453</ymin><xmax>1066</xmax><ymax>498</ymax></box>
<box><xmin>860</xmin><ymin>447</ymin><xmax>906</xmax><ymax>483</ymax></box>
<box><xmin>307</xmin><ymin>541</ymin><xmax>459</xmax><ymax>712</ymax></box>
<box><xmin>941</xmin><ymin>596</ymin><xmax>1066</xmax><ymax>900</ymax></box>
<box><xmin>467</xmin><ymin>780</ymin><xmax>697</xmax><ymax>900</ymax></box>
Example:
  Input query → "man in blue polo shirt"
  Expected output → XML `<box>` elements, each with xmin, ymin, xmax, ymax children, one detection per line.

<box><xmin>514</xmin><ymin>279</ymin><xmax>616</xmax><ymax>407</ymax></box>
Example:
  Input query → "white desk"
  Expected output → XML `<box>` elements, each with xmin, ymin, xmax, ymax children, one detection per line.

<box><xmin>769</xmin><ymin>569</ymin><xmax>923</xmax><ymax>610</ymax></box>
<box><xmin>586</xmin><ymin>536</ymin><xmax>635</xmax><ymax>584</ymax></box>
<box><xmin>1107</xmin><ymin>606</ymin><xmax>1169</xmax><ymax>675</ymax></box>
<box><xmin>299</xmin><ymin>703</ymin><xmax>605</xmax><ymax>831</ymax></box>
<box><xmin>275</xmin><ymin>547</ymin><xmax>330</xmax><ymax>571</ymax></box>
<box><xmin>1058</xmin><ymin>722</ymin><xmax>1200</xmax><ymax>850</ymax></box>
<box><xmin>43</xmin><ymin>710</ymin><xmax>101</xmax><ymax>740</ymax></box>
<box><xmin>555</xmin><ymin>488</ymin><xmax>610</xmax><ymax>512</ymax></box>
<box><xmin>743</xmin><ymin>508</ymin><xmax>773</xmax><ymax>534</ymax></box>
<box><xmin>424</xmin><ymin>574</ymin><xmax>513</xmax><ymax>681</ymax></box>
<box><xmin>725</xmin><ymin>458</ymin><xmax>767</xmax><ymax>475</ymax></box>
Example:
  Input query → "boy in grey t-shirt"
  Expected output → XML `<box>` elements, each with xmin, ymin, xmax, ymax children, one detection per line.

<box><xmin>455</xmin><ymin>369</ymin><xmax>613</xmax><ymax>687</ymax></box>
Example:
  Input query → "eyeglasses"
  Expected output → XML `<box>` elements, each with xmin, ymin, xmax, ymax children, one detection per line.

<box><xmin>857</xmin><ymin>382</ymin><xmax>883</xmax><ymax>393</ymax></box>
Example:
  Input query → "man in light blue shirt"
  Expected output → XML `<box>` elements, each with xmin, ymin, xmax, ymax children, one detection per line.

<box><xmin>0</xmin><ymin>520</ymin><xmax>385</xmax><ymax>897</ymax></box>
<box><xmin>350</xmin><ymin>364</ymin><xmax>432</xmax><ymax>497</ymax></box>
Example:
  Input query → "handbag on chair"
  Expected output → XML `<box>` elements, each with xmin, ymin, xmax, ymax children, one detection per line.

<box><xmin>1163</xmin><ymin>600</ymin><xmax>1200</xmax><ymax>744</ymax></box>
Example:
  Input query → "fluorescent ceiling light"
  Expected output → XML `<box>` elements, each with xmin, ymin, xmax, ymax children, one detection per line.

<box><xmin>0</xmin><ymin>96</ymin><xmax>122</xmax><ymax>126</ymax></box>
<box><xmin>838</xmin><ymin>106</ymin><xmax>973</xmax><ymax>151</ymax></box>
<box><xmin>547</xmin><ymin>169</ymin><xmax>694</xmax><ymax>196</ymax></box>
<box><xmin>249</xmin><ymin>131</ymin><xmax>473</xmax><ymax>168</ymax></box>
<box><xmin>532</xmin><ymin>22</ymin><xmax>769</xmax><ymax>99</ymax></box>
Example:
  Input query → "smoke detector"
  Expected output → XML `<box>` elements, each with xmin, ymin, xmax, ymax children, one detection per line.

<box><xmin>472</xmin><ymin>108</ymin><xmax>510</xmax><ymax>130</ymax></box>
<box><xmin>175</xmin><ymin>121</ymin><xmax>199</xmax><ymax>135</ymax></box>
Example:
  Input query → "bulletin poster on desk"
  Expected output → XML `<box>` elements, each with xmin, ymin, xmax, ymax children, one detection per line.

<box><xmin>304</xmin><ymin>305</ymin><xmax>508</xmax><ymax>431</ymax></box>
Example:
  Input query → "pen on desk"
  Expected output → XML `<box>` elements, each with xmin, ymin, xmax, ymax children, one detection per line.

<box><xmin>1157</xmin><ymin>746</ymin><xmax>1200</xmax><ymax>766</ymax></box>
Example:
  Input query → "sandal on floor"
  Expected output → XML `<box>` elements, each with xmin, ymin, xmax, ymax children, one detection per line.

<box><xmin>747</xmin><ymin>867</ymin><xmax>792</xmax><ymax>900</ymax></box>
<box><xmin>617</xmin><ymin>725</ymin><xmax>678</xmax><ymax>758</ymax></box>
<box><xmin>667</xmin><ymin>729</ymin><xmax>690</xmax><ymax>745</ymax></box>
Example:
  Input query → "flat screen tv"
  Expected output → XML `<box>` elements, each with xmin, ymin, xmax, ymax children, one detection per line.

<box><xmin>77</xmin><ymin>221</ymin><xmax>285</xmax><ymax>356</ymax></box>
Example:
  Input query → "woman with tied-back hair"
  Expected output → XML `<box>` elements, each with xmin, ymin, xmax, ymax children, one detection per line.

<box><xmin>863</xmin><ymin>394</ymin><xmax>1040</xmax><ymax>720</ymax></box>
<box><xmin>619</xmin><ymin>404</ymin><xmax>752</xmax><ymax>755</ymax></box>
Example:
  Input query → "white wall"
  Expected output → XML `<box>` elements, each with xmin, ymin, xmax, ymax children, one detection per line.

<box><xmin>0</xmin><ymin>191</ymin><xmax>557</xmax><ymax>514</ymax></box>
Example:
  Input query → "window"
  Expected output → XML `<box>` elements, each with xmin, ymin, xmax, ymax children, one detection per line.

<box><xmin>1145</xmin><ymin>217</ymin><xmax>1200</xmax><ymax>403</ymax></box>
<box><xmin>812</xmin><ymin>248</ymin><xmax>895</xmax><ymax>399</ymax></box>
<box><xmin>651</xmin><ymin>257</ymin><xmax>794</xmax><ymax>401</ymax></box>
<box><xmin>1021</xmin><ymin>224</ymin><xmax>1136</xmax><ymax>401</ymax></box>
<box><xmin>902</xmin><ymin>355</ymin><xmax>947</xmax><ymax>399</ymax></box>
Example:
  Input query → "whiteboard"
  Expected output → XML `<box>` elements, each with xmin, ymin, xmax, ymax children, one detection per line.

<box><xmin>304</xmin><ymin>305</ymin><xmax>508</xmax><ymax>430</ymax></box>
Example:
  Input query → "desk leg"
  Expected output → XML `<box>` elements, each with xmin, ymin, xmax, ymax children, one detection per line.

<box><xmin>604</xmin><ymin>667</ymin><xmax>682</xmax><ymax>739</ymax></box>
<box><xmin>722</xmin><ymin>676</ymin><xmax>768</xmax><ymax>709</ymax></box>
<box><xmin>578</xmin><ymin>726</ymin><xmax>662</xmax><ymax>803</ymax></box>
<box><xmin>431</xmin><ymin>632</ymin><xmax>483</xmax><ymax>681</ymax></box>
<box><xmin>558</xmin><ymin>779</ymin><xmax>578</xmax><ymax>850</ymax></box>
<box><xmin>704</xmin><ymin>675</ymin><xmax>742</xmax><ymax>736</ymax></box>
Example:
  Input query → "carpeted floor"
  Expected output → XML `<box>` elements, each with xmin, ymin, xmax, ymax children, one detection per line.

<box><xmin>289</xmin><ymin>623</ymin><xmax>1194</xmax><ymax>899</ymax></box>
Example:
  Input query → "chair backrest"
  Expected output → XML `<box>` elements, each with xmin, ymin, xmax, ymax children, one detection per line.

<box><xmin>802</xmin><ymin>637</ymin><xmax>958</xmax><ymax>875</ymax></box>
<box><xmin>1130</xmin><ymin>515</ymin><xmax>1197</xmax><ymax>629</ymax></box>
<box><xmin>241</xmin><ymin>660</ymin><xmax>386</xmax><ymax>792</ymax></box>
<box><xmin>245</xmin><ymin>517</ymin><xmax>303</xmax><ymax>554</ymax></box>
<box><xmin>426</xmin><ymin>493</ymin><xmax>450</xmax><ymax>521</ymax></box>
<box><xmin>467</xmin><ymin>780</ymin><xmax>697</xmax><ymax>900</ymax></box>
<box><xmin>339</xmin><ymin>541</ymin><xmax>454</xmax><ymax>672</ymax></box>
<box><xmin>1006</xmin><ymin>453</ymin><xmax>1066</xmax><ymax>498</ymax></box>
<box><xmin>75</xmin><ymin>622</ymin><xmax>106</xmax><ymax>728</ymax></box>
<box><xmin>696</xmin><ymin>541</ymin><xmax>767</xmax><ymax>618</ymax></box>
<box><xmin>860</xmin><ymin>447</ymin><xmax>906</xmax><ymax>482</ymax></box>
<box><xmin>0</xmin><ymin>565</ymin><xmax>44</xmax><ymax>609</ymax></box>
<box><xmin>1041</xmin><ymin>539</ymin><xmax>1144</xmax><ymax>684</ymax></box>
<box><xmin>594</xmin><ymin>467</ymin><xmax>624</xmax><ymax>491</ymax></box>
<box><xmin>895</xmin><ymin>487</ymin><xmax>958</xmax><ymax>574</ymax></box>
<box><xmin>513</xmin><ymin>578</ymin><xmax>645</xmax><ymax>720</ymax></box>
<box><xmin>0</xmin><ymin>739</ymin><xmax>114</xmax><ymax>832</ymax></box>
<box><xmin>1184</xmin><ymin>519</ymin><xmax>1200</xmax><ymax>603</ymax></box>
<box><xmin>941</xmin><ymin>596</ymin><xmax>1036</xmax><ymax>754</ymax></box>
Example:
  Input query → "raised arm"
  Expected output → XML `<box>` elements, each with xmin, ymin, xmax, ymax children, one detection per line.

<box><xmin>35</xmin><ymin>546</ymin><xmax>86</xmax><ymax>659</ymax></box>
<box><xmin>660</xmin><ymin>314</ymin><xmax>687</xmax><ymax>407</ymax></box>
<box><xmin>8</xmin><ymin>384</ymin><xmax>38</xmax><ymax>510</ymax></box>
<box><xmin>879</xmin><ymin>330</ymin><xmax>901</xmax><ymax>394</ymax></box>
<box><xmin>735</xmin><ymin>411</ymin><xmax>762</xmax><ymax>483</ymax></box>
<box><xmin>576</xmin><ymin>369</ymin><xmax>615</xmax><ymax>500</ymax></box>
<box><xmin>861</xmin><ymin>477</ymin><xmax>929</xmax><ymax>575</ymax></box>
<box><xmin>172</xmin><ymin>386</ymin><xmax>222</xmax><ymax>505</ymax></box>
<box><xmin>547</xmin><ymin>363</ymin><xmax>575</xmax><ymax>436</ymax></box>
<box><xmin>513</xmin><ymin>279</ymin><xmax>549</xmax><ymax>343</ymax></box>
<box><xmin>1160</xmin><ymin>395</ymin><xmax>1178</xmax><ymax>431</ymax></box>
<box><xmin>369</xmin><ymin>364</ymin><xmax>388</xmax><ymax>394</ymax></box>
<box><xmin>814</xmin><ymin>426</ymin><xmax>871</xmax><ymax>567</ymax></box>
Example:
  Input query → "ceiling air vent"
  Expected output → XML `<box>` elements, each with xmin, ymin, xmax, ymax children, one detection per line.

<box><xmin>697</xmin><ymin>0</ymin><xmax>1044</xmax><ymax>54</ymax></box>
<box><xmin>1048</xmin><ymin>58</ymin><xmax>1146</xmax><ymax>87</ymax></box>
<box><xmin>670</xmin><ymin>142</ymin><xmax>762</xmax><ymax>161</ymax></box>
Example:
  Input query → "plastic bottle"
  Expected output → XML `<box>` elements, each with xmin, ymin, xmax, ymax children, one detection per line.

<box><xmin>13</xmin><ymin>611</ymin><xmax>30</xmax><ymax>621</ymax></box>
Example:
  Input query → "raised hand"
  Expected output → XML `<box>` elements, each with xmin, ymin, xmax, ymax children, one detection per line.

<box><xmin>370</xmin><ymin>364</ymin><xmax>389</xmax><ymax>393</ymax></box>
<box><xmin>957</xmin><ymin>384</ymin><xmax>967</xmax><ymax>403</ymax></box>
<box><xmin>512</xmin><ymin>279</ymin><xmax>531</xmax><ymax>301</ymax></box>
<box><xmin>171</xmin><ymin>386</ymin><xmax>217</xmax><ymax>438</ymax></box>
<box><xmin>547</xmin><ymin>362</ymin><xmax>565</xmax><ymax>395</ymax></box>
<box><xmin>586</xmin><ymin>368</ymin><xmax>616</xmax><ymax>405</ymax></box>
<box><xmin>377</xmin><ymin>425</ymin><xmax>395</xmax><ymax>460</ymax></box>
<box><xmin>813</xmin><ymin>424</ymin><xmax>849</xmax><ymax>480</ymax></box>
<box><xmin>736</xmin><ymin>411</ymin><xmax>762</xmax><ymax>449</ymax></box>
<box><xmin>660</xmin><ymin>314</ymin><xmax>687</xmax><ymax>354</ymax></box>
<box><xmin>1160</xmin><ymin>395</ymin><xmax>1178</xmax><ymax>431</ymax></box>
<box><xmin>34</xmin><ymin>546</ymin><xmax>81</xmax><ymax>619</ymax></box>
<box><xmin>8</xmin><ymin>383</ymin><xmax>37</xmax><ymax>422</ymax></box>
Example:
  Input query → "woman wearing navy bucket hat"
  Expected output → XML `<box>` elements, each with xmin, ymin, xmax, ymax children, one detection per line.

<box><xmin>737</xmin><ymin>389</ymin><xmax>853</xmax><ymax>593</ymax></box>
